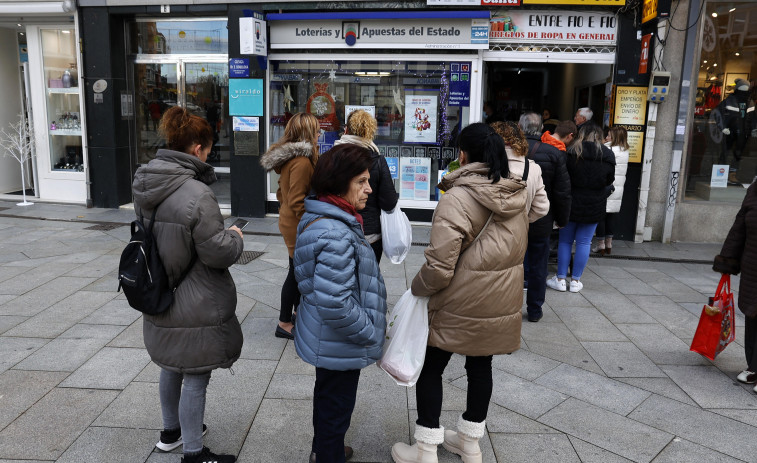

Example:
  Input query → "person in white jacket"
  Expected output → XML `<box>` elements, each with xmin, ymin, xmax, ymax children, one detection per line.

<box><xmin>593</xmin><ymin>126</ymin><xmax>629</xmax><ymax>255</ymax></box>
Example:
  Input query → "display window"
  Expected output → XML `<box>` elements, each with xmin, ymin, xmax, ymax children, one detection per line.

<box><xmin>686</xmin><ymin>1</ymin><xmax>757</xmax><ymax>202</ymax></box>
<box><xmin>267</xmin><ymin>59</ymin><xmax>472</xmax><ymax>205</ymax></box>
<box><xmin>41</xmin><ymin>27</ymin><xmax>82</xmax><ymax>172</ymax></box>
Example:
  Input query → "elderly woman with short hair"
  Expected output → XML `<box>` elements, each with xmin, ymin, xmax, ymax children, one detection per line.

<box><xmin>294</xmin><ymin>144</ymin><xmax>388</xmax><ymax>463</ymax></box>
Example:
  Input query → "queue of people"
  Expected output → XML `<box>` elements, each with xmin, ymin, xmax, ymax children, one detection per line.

<box><xmin>132</xmin><ymin>104</ymin><xmax>636</xmax><ymax>463</ymax></box>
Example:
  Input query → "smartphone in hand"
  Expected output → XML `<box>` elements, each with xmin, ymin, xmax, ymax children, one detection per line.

<box><xmin>231</xmin><ymin>218</ymin><xmax>249</xmax><ymax>230</ymax></box>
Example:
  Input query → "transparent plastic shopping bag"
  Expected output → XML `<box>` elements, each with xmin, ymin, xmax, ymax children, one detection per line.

<box><xmin>377</xmin><ymin>289</ymin><xmax>429</xmax><ymax>386</ymax></box>
<box><xmin>380</xmin><ymin>207</ymin><xmax>412</xmax><ymax>264</ymax></box>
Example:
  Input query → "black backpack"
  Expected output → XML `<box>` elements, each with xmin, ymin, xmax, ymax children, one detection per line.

<box><xmin>117</xmin><ymin>207</ymin><xmax>195</xmax><ymax>315</ymax></box>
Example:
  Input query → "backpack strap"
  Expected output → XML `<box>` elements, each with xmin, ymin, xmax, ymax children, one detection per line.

<box><xmin>522</xmin><ymin>157</ymin><xmax>530</xmax><ymax>182</ymax></box>
<box><xmin>141</xmin><ymin>204</ymin><xmax>196</xmax><ymax>292</ymax></box>
<box><xmin>528</xmin><ymin>141</ymin><xmax>541</xmax><ymax>158</ymax></box>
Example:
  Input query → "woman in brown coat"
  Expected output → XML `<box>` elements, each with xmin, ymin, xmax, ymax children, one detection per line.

<box><xmin>713</xmin><ymin>182</ymin><xmax>757</xmax><ymax>391</ymax></box>
<box><xmin>260</xmin><ymin>113</ymin><xmax>319</xmax><ymax>339</ymax></box>
<box><xmin>392</xmin><ymin>123</ymin><xmax>541</xmax><ymax>463</ymax></box>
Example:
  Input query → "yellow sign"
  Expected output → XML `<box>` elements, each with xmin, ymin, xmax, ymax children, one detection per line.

<box><xmin>642</xmin><ymin>0</ymin><xmax>658</xmax><ymax>24</ymax></box>
<box><xmin>523</xmin><ymin>0</ymin><xmax>626</xmax><ymax>4</ymax></box>
<box><xmin>614</xmin><ymin>86</ymin><xmax>648</xmax><ymax>163</ymax></box>
<box><xmin>614</xmin><ymin>86</ymin><xmax>648</xmax><ymax>125</ymax></box>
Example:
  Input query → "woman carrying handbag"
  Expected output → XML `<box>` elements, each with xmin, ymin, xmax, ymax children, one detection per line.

<box><xmin>713</xmin><ymin>182</ymin><xmax>757</xmax><ymax>391</ymax></box>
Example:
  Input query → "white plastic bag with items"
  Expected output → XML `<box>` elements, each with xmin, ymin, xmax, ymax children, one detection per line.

<box><xmin>380</xmin><ymin>207</ymin><xmax>412</xmax><ymax>264</ymax></box>
<box><xmin>377</xmin><ymin>289</ymin><xmax>429</xmax><ymax>387</ymax></box>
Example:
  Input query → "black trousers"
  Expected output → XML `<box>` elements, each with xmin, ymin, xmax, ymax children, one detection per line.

<box><xmin>312</xmin><ymin>368</ymin><xmax>361</xmax><ymax>463</ymax></box>
<box><xmin>416</xmin><ymin>346</ymin><xmax>493</xmax><ymax>429</ymax></box>
<box><xmin>524</xmin><ymin>234</ymin><xmax>550</xmax><ymax>317</ymax></box>
<box><xmin>596</xmin><ymin>213</ymin><xmax>616</xmax><ymax>238</ymax></box>
<box><xmin>279</xmin><ymin>257</ymin><xmax>300</xmax><ymax>323</ymax></box>
<box><xmin>746</xmin><ymin>314</ymin><xmax>757</xmax><ymax>372</ymax></box>
<box><xmin>370</xmin><ymin>239</ymin><xmax>383</xmax><ymax>264</ymax></box>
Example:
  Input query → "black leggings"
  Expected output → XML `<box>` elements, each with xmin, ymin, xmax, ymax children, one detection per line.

<box><xmin>415</xmin><ymin>346</ymin><xmax>493</xmax><ymax>428</ymax></box>
<box><xmin>370</xmin><ymin>239</ymin><xmax>383</xmax><ymax>264</ymax></box>
<box><xmin>595</xmin><ymin>213</ymin><xmax>616</xmax><ymax>239</ymax></box>
<box><xmin>279</xmin><ymin>257</ymin><xmax>300</xmax><ymax>323</ymax></box>
<box><xmin>746</xmin><ymin>315</ymin><xmax>757</xmax><ymax>372</ymax></box>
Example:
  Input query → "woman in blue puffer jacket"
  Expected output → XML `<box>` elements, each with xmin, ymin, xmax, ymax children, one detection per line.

<box><xmin>294</xmin><ymin>143</ymin><xmax>388</xmax><ymax>463</ymax></box>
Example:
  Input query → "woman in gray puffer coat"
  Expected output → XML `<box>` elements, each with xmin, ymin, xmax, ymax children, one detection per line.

<box><xmin>132</xmin><ymin>106</ymin><xmax>244</xmax><ymax>463</ymax></box>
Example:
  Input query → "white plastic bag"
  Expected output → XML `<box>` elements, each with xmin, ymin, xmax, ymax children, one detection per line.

<box><xmin>377</xmin><ymin>289</ymin><xmax>429</xmax><ymax>386</ymax></box>
<box><xmin>380</xmin><ymin>207</ymin><xmax>412</xmax><ymax>264</ymax></box>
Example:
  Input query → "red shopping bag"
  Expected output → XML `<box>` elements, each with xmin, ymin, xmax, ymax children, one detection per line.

<box><xmin>690</xmin><ymin>274</ymin><xmax>736</xmax><ymax>361</ymax></box>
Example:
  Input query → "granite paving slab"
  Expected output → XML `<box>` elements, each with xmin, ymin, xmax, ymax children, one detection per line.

<box><xmin>552</xmin><ymin>305</ymin><xmax>629</xmax><ymax>342</ymax></box>
<box><xmin>274</xmin><ymin>341</ymin><xmax>315</xmax><ymax>375</ymax></box>
<box><xmin>568</xmin><ymin>436</ymin><xmax>635</xmax><ymax>463</ymax></box>
<box><xmin>709</xmin><ymin>408</ymin><xmax>757</xmax><ymax>427</ymax></box>
<box><xmin>79</xmin><ymin>297</ymin><xmax>142</xmax><ymax>326</ymax></box>
<box><xmin>0</xmin><ymin>387</ymin><xmax>118</xmax><ymax>460</ymax></box>
<box><xmin>106</xmin><ymin>320</ymin><xmax>145</xmax><ymax>348</ymax></box>
<box><xmin>520</xmin><ymin>322</ymin><xmax>604</xmax><ymax>375</ymax></box>
<box><xmin>92</xmin><ymin>381</ymin><xmax>162</xmax><ymax>429</ymax></box>
<box><xmin>246</xmin><ymin>300</ymin><xmax>278</xmax><ymax>318</ymax></box>
<box><xmin>485</xmin><ymin>403</ymin><xmax>559</xmax><ymax>434</ymax></box>
<box><xmin>56</xmin><ymin>426</ymin><xmax>156</xmax><ymax>463</ymax></box>
<box><xmin>0</xmin><ymin>266</ymin><xmax>29</xmax><ymax>284</ymax></box>
<box><xmin>583</xmin><ymin>341</ymin><xmax>666</xmax><ymax>378</ymax></box>
<box><xmin>0</xmin><ymin>370</ymin><xmax>68</xmax><ymax>430</ymax></box>
<box><xmin>539</xmin><ymin>398</ymin><xmax>674</xmax><ymax>463</ymax></box>
<box><xmin>238</xmin><ymin>317</ymin><xmax>287</xmax><ymax>360</ymax></box>
<box><xmin>203</xmin><ymin>359</ymin><xmax>278</xmax><ymax>455</ymax></box>
<box><xmin>3</xmin><ymin>291</ymin><xmax>115</xmax><ymax>338</ymax></box>
<box><xmin>59</xmin><ymin>347</ymin><xmax>151</xmax><ymax>390</ymax></box>
<box><xmin>0</xmin><ymin>336</ymin><xmax>48</xmax><ymax>374</ymax></box>
<box><xmin>491</xmin><ymin>347</ymin><xmax>561</xmax><ymax>381</ymax></box>
<box><xmin>600</xmin><ymin>277</ymin><xmax>661</xmax><ymax>296</ymax></box>
<box><xmin>628</xmin><ymin>395</ymin><xmax>757</xmax><ymax>461</ymax></box>
<box><xmin>626</xmin><ymin>295</ymin><xmax>703</xmax><ymax>339</ymax></box>
<box><xmin>0</xmin><ymin>276</ymin><xmax>96</xmax><ymax>316</ymax></box>
<box><xmin>63</xmin><ymin>254</ymin><xmax>119</xmax><ymax>278</ymax></box>
<box><xmin>616</xmin><ymin>377</ymin><xmax>698</xmax><ymax>406</ymax></box>
<box><xmin>264</xmin><ymin>372</ymin><xmax>317</xmax><ymax>400</ymax></box>
<box><xmin>0</xmin><ymin>315</ymin><xmax>25</xmax><ymax>335</ymax></box>
<box><xmin>534</xmin><ymin>364</ymin><xmax>651</xmax><ymax>415</ymax></box>
<box><xmin>14</xmin><ymin>336</ymin><xmax>114</xmax><ymax>372</ymax></box>
<box><xmin>661</xmin><ymin>365</ymin><xmax>757</xmax><ymax>409</ymax></box>
<box><xmin>133</xmin><ymin>361</ymin><xmax>161</xmax><ymax>383</ymax></box>
<box><xmin>234</xmin><ymin>293</ymin><xmax>255</xmax><ymax>321</ymax></box>
<box><xmin>237</xmin><ymin>398</ymin><xmax>314</xmax><ymax>463</ymax></box>
<box><xmin>580</xmin><ymin>290</ymin><xmax>658</xmax><ymax>324</ymax></box>
<box><xmin>615</xmin><ymin>323</ymin><xmax>709</xmax><ymax>366</ymax></box>
<box><xmin>489</xmin><ymin>433</ymin><xmax>579</xmax><ymax>463</ymax></box>
<box><xmin>475</xmin><ymin>369</ymin><xmax>566</xmax><ymax>420</ymax></box>
<box><xmin>651</xmin><ymin>437</ymin><xmax>743</xmax><ymax>463</ymax></box>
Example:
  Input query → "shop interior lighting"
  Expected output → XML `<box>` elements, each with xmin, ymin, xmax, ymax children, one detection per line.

<box><xmin>703</xmin><ymin>60</ymin><xmax>708</xmax><ymax>63</ymax></box>
<box><xmin>713</xmin><ymin>63</ymin><xmax>717</xmax><ymax>67</ymax></box>
<box><xmin>735</xmin><ymin>52</ymin><xmax>740</xmax><ymax>56</ymax></box>
<box><xmin>729</xmin><ymin>7</ymin><xmax>736</xmax><ymax>12</ymax></box>
<box><xmin>62</xmin><ymin>30</ymin><xmax>70</xmax><ymax>34</ymax></box>
<box><xmin>711</xmin><ymin>12</ymin><xmax>718</xmax><ymax>17</ymax></box>
<box><xmin>17</xmin><ymin>23</ymin><xmax>21</xmax><ymax>27</ymax></box>
<box><xmin>517</xmin><ymin>68</ymin><xmax>522</xmax><ymax>74</ymax></box>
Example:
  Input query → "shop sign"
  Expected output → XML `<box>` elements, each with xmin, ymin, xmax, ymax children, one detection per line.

<box><xmin>490</xmin><ymin>10</ymin><xmax>617</xmax><ymax>45</ymax></box>
<box><xmin>428</xmin><ymin>0</ymin><xmax>624</xmax><ymax>4</ymax></box>
<box><xmin>270</xmin><ymin>18</ymin><xmax>489</xmax><ymax>49</ymax></box>
<box><xmin>427</xmin><ymin>0</ymin><xmax>521</xmax><ymax>5</ymax></box>
<box><xmin>522</xmin><ymin>0</ymin><xmax>625</xmax><ymax>4</ymax></box>
<box><xmin>638</xmin><ymin>34</ymin><xmax>652</xmax><ymax>74</ymax></box>
<box><xmin>229</xmin><ymin>79</ymin><xmax>264</xmax><ymax>116</ymax></box>
<box><xmin>233</xmin><ymin>116</ymin><xmax>260</xmax><ymax>132</ymax></box>
<box><xmin>229</xmin><ymin>58</ymin><xmax>250</xmax><ymax>78</ymax></box>
<box><xmin>613</xmin><ymin>86</ymin><xmax>648</xmax><ymax>163</ymax></box>
<box><xmin>449</xmin><ymin>62</ymin><xmax>471</xmax><ymax>107</ymax></box>
<box><xmin>403</xmin><ymin>78</ymin><xmax>442</xmax><ymax>85</ymax></box>
<box><xmin>240</xmin><ymin>17</ymin><xmax>268</xmax><ymax>56</ymax></box>
<box><xmin>345</xmin><ymin>105</ymin><xmax>375</xmax><ymax>123</ymax></box>
<box><xmin>272</xmin><ymin>73</ymin><xmax>302</xmax><ymax>81</ymax></box>
<box><xmin>642</xmin><ymin>0</ymin><xmax>658</xmax><ymax>24</ymax></box>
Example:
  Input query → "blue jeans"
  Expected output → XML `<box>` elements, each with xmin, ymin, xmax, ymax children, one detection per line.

<box><xmin>159</xmin><ymin>369</ymin><xmax>211</xmax><ymax>454</ymax></box>
<box><xmin>557</xmin><ymin>222</ymin><xmax>598</xmax><ymax>280</ymax></box>
<box><xmin>524</xmin><ymin>234</ymin><xmax>550</xmax><ymax>317</ymax></box>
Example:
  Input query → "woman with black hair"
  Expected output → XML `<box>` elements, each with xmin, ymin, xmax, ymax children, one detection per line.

<box><xmin>392</xmin><ymin>122</ymin><xmax>539</xmax><ymax>463</ymax></box>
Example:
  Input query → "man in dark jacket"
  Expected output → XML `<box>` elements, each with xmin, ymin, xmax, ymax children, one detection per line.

<box><xmin>519</xmin><ymin>112</ymin><xmax>571</xmax><ymax>322</ymax></box>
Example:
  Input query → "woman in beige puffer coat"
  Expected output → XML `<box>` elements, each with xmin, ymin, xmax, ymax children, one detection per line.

<box><xmin>392</xmin><ymin>123</ymin><xmax>545</xmax><ymax>463</ymax></box>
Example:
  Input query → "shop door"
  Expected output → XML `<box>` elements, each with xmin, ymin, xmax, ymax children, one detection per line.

<box><xmin>133</xmin><ymin>59</ymin><xmax>230</xmax><ymax>206</ymax></box>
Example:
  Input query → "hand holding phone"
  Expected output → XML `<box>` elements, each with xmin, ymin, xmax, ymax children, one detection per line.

<box><xmin>231</xmin><ymin>218</ymin><xmax>249</xmax><ymax>230</ymax></box>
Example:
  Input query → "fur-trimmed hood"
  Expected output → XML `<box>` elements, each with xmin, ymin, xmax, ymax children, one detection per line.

<box><xmin>260</xmin><ymin>141</ymin><xmax>315</xmax><ymax>173</ymax></box>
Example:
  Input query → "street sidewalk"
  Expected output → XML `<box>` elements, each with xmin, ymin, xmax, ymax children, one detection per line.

<box><xmin>0</xmin><ymin>200</ymin><xmax>753</xmax><ymax>463</ymax></box>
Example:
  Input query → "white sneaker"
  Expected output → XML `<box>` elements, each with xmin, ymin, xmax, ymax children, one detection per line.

<box><xmin>569</xmin><ymin>280</ymin><xmax>583</xmax><ymax>293</ymax></box>
<box><xmin>546</xmin><ymin>276</ymin><xmax>566</xmax><ymax>292</ymax></box>
<box><xmin>737</xmin><ymin>370</ymin><xmax>757</xmax><ymax>384</ymax></box>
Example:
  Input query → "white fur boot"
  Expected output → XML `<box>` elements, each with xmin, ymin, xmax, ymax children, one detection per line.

<box><xmin>442</xmin><ymin>416</ymin><xmax>486</xmax><ymax>463</ymax></box>
<box><xmin>391</xmin><ymin>425</ymin><xmax>444</xmax><ymax>463</ymax></box>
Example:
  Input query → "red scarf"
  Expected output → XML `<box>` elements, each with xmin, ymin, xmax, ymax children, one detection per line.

<box><xmin>318</xmin><ymin>194</ymin><xmax>364</xmax><ymax>229</ymax></box>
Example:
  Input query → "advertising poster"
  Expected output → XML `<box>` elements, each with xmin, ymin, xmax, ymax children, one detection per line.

<box><xmin>233</xmin><ymin>116</ymin><xmax>260</xmax><ymax>131</ymax></box>
<box><xmin>229</xmin><ymin>79</ymin><xmax>264</xmax><ymax>116</ymax></box>
<box><xmin>449</xmin><ymin>62</ymin><xmax>471</xmax><ymax>106</ymax></box>
<box><xmin>386</xmin><ymin>157</ymin><xmax>399</xmax><ymax>179</ymax></box>
<box><xmin>400</xmin><ymin>157</ymin><xmax>431</xmax><ymax>201</ymax></box>
<box><xmin>711</xmin><ymin>164</ymin><xmax>729</xmax><ymax>188</ymax></box>
<box><xmin>404</xmin><ymin>95</ymin><xmax>438</xmax><ymax>144</ymax></box>
<box><xmin>240</xmin><ymin>17</ymin><xmax>268</xmax><ymax>56</ymax></box>
<box><xmin>614</xmin><ymin>86</ymin><xmax>648</xmax><ymax>163</ymax></box>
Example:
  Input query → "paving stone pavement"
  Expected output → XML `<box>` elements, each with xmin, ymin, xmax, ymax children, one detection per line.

<box><xmin>0</xmin><ymin>201</ymin><xmax>754</xmax><ymax>462</ymax></box>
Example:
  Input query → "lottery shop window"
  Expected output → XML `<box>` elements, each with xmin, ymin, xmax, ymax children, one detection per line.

<box><xmin>267</xmin><ymin>59</ymin><xmax>472</xmax><ymax>202</ymax></box>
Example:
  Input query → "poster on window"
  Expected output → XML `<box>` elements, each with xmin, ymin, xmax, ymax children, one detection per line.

<box><xmin>400</xmin><ymin>157</ymin><xmax>431</xmax><ymax>201</ymax></box>
<box><xmin>404</xmin><ymin>95</ymin><xmax>438</xmax><ymax>144</ymax></box>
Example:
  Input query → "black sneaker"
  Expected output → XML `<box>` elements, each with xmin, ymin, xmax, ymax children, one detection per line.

<box><xmin>181</xmin><ymin>446</ymin><xmax>236</xmax><ymax>463</ymax></box>
<box><xmin>156</xmin><ymin>424</ymin><xmax>208</xmax><ymax>452</ymax></box>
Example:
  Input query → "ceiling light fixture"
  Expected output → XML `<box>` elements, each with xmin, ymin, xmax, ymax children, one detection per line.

<box><xmin>61</xmin><ymin>30</ymin><xmax>70</xmax><ymax>34</ymax></box>
<box><xmin>736</xmin><ymin>52</ymin><xmax>740</xmax><ymax>56</ymax></box>
<box><xmin>729</xmin><ymin>7</ymin><xmax>736</xmax><ymax>12</ymax></box>
<box><xmin>713</xmin><ymin>63</ymin><xmax>717</xmax><ymax>67</ymax></box>
<box><xmin>712</xmin><ymin>12</ymin><xmax>718</xmax><ymax>17</ymax></box>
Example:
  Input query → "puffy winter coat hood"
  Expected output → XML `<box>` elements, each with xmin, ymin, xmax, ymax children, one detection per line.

<box><xmin>259</xmin><ymin>141</ymin><xmax>315</xmax><ymax>173</ymax></box>
<box><xmin>260</xmin><ymin>141</ymin><xmax>317</xmax><ymax>257</ymax></box>
<box><xmin>293</xmin><ymin>198</ymin><xmax>388</xmax><ymax>370</ymax></box>
<box><xmin>132</xmin><ymin>149</ymin><xmax>244</xmax><ymax>374</ymax></box>
<box><xmin>334</xmin><ymin>135</ymin><xmax>398</xmax><ymax>236</ymax></box>
<box><xmin>413</xmin><ymin>162</ymin><xmax>528</xmax><ymax>356</ymax></box>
